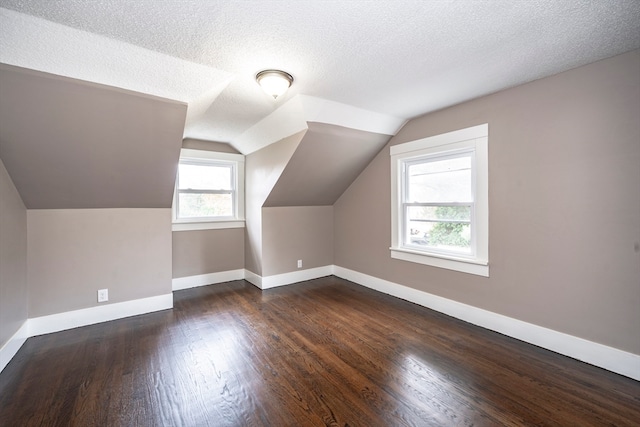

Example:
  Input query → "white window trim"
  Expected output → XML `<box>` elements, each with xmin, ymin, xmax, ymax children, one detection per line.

<box><xmin>172</xmin><ymin>149</ymin><xmax>245</xmax><ymax>231</ymax></box>
<box><xmin>390</xmin><ymin>124</ymin><xmax>489</xmax><ymax>277</ymax></box>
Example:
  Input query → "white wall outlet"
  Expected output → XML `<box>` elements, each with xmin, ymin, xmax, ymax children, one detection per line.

<box><xmin>297</xmin><ymin>259</ymin><xmax>303</xmax><ymax>269</ymax></box>
<box><xmin>97</xmin><ymin>289</ymin><xmax>108</xmax><ymax>303</ymax></box>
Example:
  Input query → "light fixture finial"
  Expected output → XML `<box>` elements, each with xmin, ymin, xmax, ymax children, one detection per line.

<box><xmin>256</xmin><ymin>69</ymin><xmax>293</xmax><ymax>99</ymax></box>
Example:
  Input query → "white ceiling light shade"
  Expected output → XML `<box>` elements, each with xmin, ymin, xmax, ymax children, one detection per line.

<box><xmin>256</xmin><ymin>69</ymin><xmax>293</xmax><ymax>99</ymax></box>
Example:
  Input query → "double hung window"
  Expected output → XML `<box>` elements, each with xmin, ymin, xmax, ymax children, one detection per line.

<box><xmin>173</xmin><ymin>149</ymin><xmax>244</xmax><ymax>231</ymax></box>
<box><xmin>391</xmin><ymin>124</ymin><xmax>488</xmax><ymax>276</ymax></box>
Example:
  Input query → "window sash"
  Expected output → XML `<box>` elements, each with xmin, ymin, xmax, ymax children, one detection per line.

<box><xmin>402</xmin><ymin>202</ymin><xmax>475</xmax><ymax>257</ymax></box>
<box><xmin>402</xmin><ymin>150</ymin><xmax>474</xmax><ymax>205</ymax></box>
<box><xmin>177</xmin><ymin>160</ymin><xmax>235</xmax><ymax>190</ymax></box>
<box><xmin>400</xmin><ymin>150</ymin><xmax>476</xmax><ymax>258</ymax></box>
<box><xmin>175</xmin><ymin>159</ymin><xmax>237</xmax><ymax>221</ymax></box>
<box><xmin>404</xmin><ymin>203</ymin><xmax>472</xmax><ymax>225</ymax></box>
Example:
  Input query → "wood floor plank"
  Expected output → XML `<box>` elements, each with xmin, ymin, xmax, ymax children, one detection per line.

<box><xmin>1</xmin><ymin>276</ymin><xmax>638</xmax><ymax>426</ymax></box>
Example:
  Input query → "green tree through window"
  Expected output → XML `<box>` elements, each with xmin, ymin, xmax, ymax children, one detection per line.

<box><xmin>428</xmin><ymin>206</ymin><xmax>471</xmax><ymax>248</ymax></box>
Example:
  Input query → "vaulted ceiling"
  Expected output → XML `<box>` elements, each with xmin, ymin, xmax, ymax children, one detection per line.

<box><xmin>1</xmin><ymin>1</ymin><xmax>639</xmax><ymax>209</ymax></box>
<box><xmin>2</xmin><ymin>1</ymin><xmax>639</xmax><ymax>151</ymax></box>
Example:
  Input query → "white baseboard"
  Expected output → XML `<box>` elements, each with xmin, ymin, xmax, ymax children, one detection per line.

<box><xmin>0</xmin><ymin>293</ymin><xmax>173</xmax><ymax>375</ymax></box>
<box><xmin>0</xmin><ymin>320</ymin><xmax>29</xmax><ymax>374</ymax></box>
<box><xmin>4</xmin><ymin>266</ymin><xmax>638</xmax><ymax>381</ymax></box>
<box><xmin>172</xmin><ymin>269</ymin><xmax>245</xmax><ymax>291</ymax></box>
<box><xmin>333</xmin><ymin>266</ymin><xmax>640</xmax><ymax>381</ymax></box>
<box><xmin>243</xmin><ymin>266</ymin><xmax>334</xmax><ymax>290</ymax></box>
<box><xmin>244</xmin><ymin>269</ymin><xmax>262</xmax><ymax>288</ymax></box>
<box><xmin>260</xmin><ymin>265</ymin><xmax>334</xmax><ymax>289</ymax></box>
<box><xmin>29</xmin><ymin>293</ymin><xmax>173</xmax><ymax>337</ymax></box>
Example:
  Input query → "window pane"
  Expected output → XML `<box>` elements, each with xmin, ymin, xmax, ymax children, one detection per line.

<box><xmin>178</xmin><ymin>193</ymin><xmax>232</xmax><ymax>218</ymax></box>
<box><xmin>407</xmin><ymin>205</ymin><xmax>470</xmax><ymax>222</ymax></box>
<box><xmin>178</xmin><ymin>163</ymin><xmax>232</xmax><ymax>191</ymax></box>
<box><xmin>407</xmin><ymin>155</ymin><xmax>471</xmax><ymax>203</ymax></box>
<box><xmin>405</xmin><ymin>205</ymin><xmax>471</xmax><ymax>253</ymax></box>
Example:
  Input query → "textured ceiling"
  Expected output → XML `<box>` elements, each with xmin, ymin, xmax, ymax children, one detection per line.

<box><xmin>1</xmin><ymin>0</ymin><xmax>639</xmax><ymax>152</ymax></box>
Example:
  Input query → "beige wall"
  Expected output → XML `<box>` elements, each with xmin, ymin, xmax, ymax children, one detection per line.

<box><xmin>172</xmin><ymin>228</ymin><xmax>244</xmax><ymax>278</ymax></box>
<box><xmin>171</xmin><ymin>142</ymin><xmax>244</xmax><ymax>278</ymax></box>
<box><xmin>182</xmin><ymin>138</ymin><xmax>240</xmax><ymax>154</ymax></box>
<box><xmin>0</xmin><ymin>158</ymin><xmax>27</xmax><ymax>347</ymax></box>
<box><xmin>28</xmin><ymin>209</ymin><xmax>172</xmax><ymax>317</ymax></box>
<box><xmin>244</xmin><ymin>131</ymin><xmax>304</xmax><ymax>275</ymax></box>
<box><xmin>264</xmin><ymin>123</ymin><xmax>390</xmax><ymax>207</ymax></box>
<box><xmin>334</xmin><ymin>50</ymin><xmax>640</xmax><ymax>354</ymax></box>
<box><xmin>262</xmin><ymin>206</ymin><xmax>333</xmax><ymax>276</ymax></box>
<box><xmin>0</xmin><ymin>64</ymin><xmax>186</xmax><ymax>210</ymax></box>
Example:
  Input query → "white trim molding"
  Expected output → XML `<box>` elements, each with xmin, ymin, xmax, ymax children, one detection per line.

<box><xmin>173</xmin><ymin>149</ymin><xmax>245</xmax><ymax>226</ymax></box>
<box><xmin>244</xmin><ymin>266</ymin><xmax>334</xmax><ymax>290</ymax></box>
<box><xmin>172</xmin><ymin>220</ymin><xmax>245</xmax><ymax>231</ymax></box>
<box><xmin>261</xmin><ymin>266</ymin><xmax>334</xmax><ymax>289</ymax></box>
<box><xmin>3</xmin><ymin>267</ymin><xmax>638</xmax><ymax>381</ymax></box>
<box><xmin>333</xmin><ymin>265</ymin><xmax>640</xmax><ymax>381</ymax></box>
<box><xmin>0</xmin><ymin>320</ymin><xmax>29</xmax><ymax>374</ymax></box>
<box><xmin>28</xmin><ymin>294</ymin><xmax>173</xmax><ymax>337</ymax></box>
<box><xmin>172</xmin><ymin>270</ymin><xmax>245</xmax><ymax>291</ymax></box>
<box><xmin>390</xmin><ymin>248</ymin><xmax>489</xmax><ymax>277</ymax></box>
<box><xmin>244</xmin><ymin>269</ymin><xmax>262</xmax><ymax>288</ymax></box>
<box><xmin>390</xmin><ymin>123</ymin><xmax>489</xmax><ymax>277</ymax></box>
<box><xmin>0</xmin><ymin>293</ymin><xmax>173</xmax><ymax>375</ymax></box>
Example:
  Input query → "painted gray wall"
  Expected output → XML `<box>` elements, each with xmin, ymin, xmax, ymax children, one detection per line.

<box><xmin>264</xmin><ymin>123</ymin><xmax>390</xmax><ymax>207</ymax></box>
<box><xmin>182</xmin><ymin>138</ymin><xmax>241</xmax><ymax>154</ymax></box>
<box><xmin>171</xmin><ymin>141</ymin><xmax>243</xmax><ymax>279</ymax></box>
<box><xmin>245</xmin><ymin>122</ymin><xmax>387</xmax><ymax>278</ymax></box>
<box><xmin>262</xmin><ymin>206</ymin><xmax>333</xmax><ymax>276</ymax></box>
<box><xmin>173</xmin><ymin>228</ymin><xmax>244</xmax><ymax>278</ymax></box>
<box><xmin>0</xmin><ymin>64</ymin><xmax>186</xmax><ymax>209</ymax></box>
<box><xmin>244</xmin><ymin>132</ymin><xmax>304</xmax><ymax>275</ymax></box>
<box><xmin>0</xmin><ymin>158</ymin><xmax>27</xmax><ymax>348</ymax></box>
<box><xmin>28</xmin><ymin>209</ymin><xmax>172</xmax><ymax>317</ymax></box>
<box><xmin>334</xmin><ymin>49</ymin><xmax>640</xmax><ymax>355</ymax></box>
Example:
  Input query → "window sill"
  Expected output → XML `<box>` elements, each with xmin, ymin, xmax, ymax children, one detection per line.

<box><xmin>172</xmin><ymin>220</ymin><xmax>245</xmax><ymax>231</ymax></box>
<box><xmin>390</xmin><ymin>247</ymin><xmax>489</xmax><ymax>277</ymax></box>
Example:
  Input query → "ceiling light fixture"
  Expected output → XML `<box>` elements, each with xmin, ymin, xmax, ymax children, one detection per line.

<box><xmin>256</xmin><ymin>69</ymin><xmax>293</xmax><ymax>99</ymax></box>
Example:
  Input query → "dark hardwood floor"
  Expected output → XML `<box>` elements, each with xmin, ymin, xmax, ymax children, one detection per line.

<box><xmin>1</xmin><ymin>276</ymin><xmax>638</xmax><ymax>426</ymax></box>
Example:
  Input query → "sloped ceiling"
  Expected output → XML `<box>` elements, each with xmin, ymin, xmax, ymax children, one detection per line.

<box><xmin>0</xmin><ymin>1</ymin><xmax>639</xmax><ymax>210</ymax></box>
<box><xmin>2</xmin><ymin>1</ymin><xmax>640</xmax><ymax>150</ymax></box>
<box><xmin>0</xmin><ymin>7</ymin><xmax>232</xmax><ymax>132</ymax></box>
<box><xmin>264</xmin><ymin>123</ymin><xmax>390</xmax><ymax>207</ymax></box>
<box><xmin>0</xmin><ymin>64</ymin><xmax>186</xmax><ymax>209</ymax></box>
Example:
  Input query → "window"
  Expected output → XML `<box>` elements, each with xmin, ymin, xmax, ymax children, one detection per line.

<box><xmin>173</xmin><ymin>149</ymin><xmax>244</xmax><ymax>231</ymax></box>
<box><xmin>390</xmin><ymin>124</ymin><xmax>488</xmax><ymax>276</ymax></box>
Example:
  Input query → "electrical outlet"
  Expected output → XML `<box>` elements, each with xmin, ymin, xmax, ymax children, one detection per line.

<box><xmin>97</xmin><ymin>289</ymin><xmax>108</xmax><ymax>303</ymax></box>
<box><xmin>297</xmin><ymin>259</ymin><xmax>302</xmax><ymax>269</ymax></box>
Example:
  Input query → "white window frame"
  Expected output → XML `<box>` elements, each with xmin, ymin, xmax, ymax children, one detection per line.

<box><xmin>172</xmin><ymin>149</ymin><xmax>245</xmax><ymax>231</ymax></box>
<box><xmin>390</xmin><ymin>124</ymin><xmax>488</xmax><ymax>277</ymax></box>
